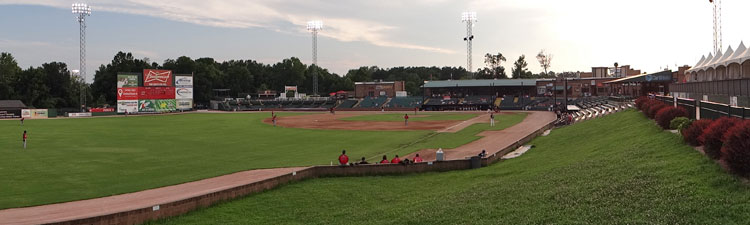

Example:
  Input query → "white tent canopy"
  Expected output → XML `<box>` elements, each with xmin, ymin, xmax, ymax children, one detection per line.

<box><xmin>689</xmin><ymin>41</ymin><xmax>750</xmax><ymax>72</ymax></box>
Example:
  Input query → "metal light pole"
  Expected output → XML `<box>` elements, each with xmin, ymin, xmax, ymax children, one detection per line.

<box><xmin>72</xmin><ymin>3</ymin><xmax>91</xmax><ymax>111</ymax></box>
<box><xmin>307</xmin><ymin>20</ymin><xmax>322</xmax><ymax>96</ymax></box>
<box><xmin>710</xmin><ymin>0</ymin><xmax>722</xmax><ymax>55</ymax></box>
<box><xmin>462</xmin><ymin>12</ymin><xmax>476</xmax><ymax>78</ymax></box>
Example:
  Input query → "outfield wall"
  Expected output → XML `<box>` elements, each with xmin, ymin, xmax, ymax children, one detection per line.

<box><xmin>44</xmin><ymin>116</ymin><xmax>554</xmax><ymax>225</ymax></box>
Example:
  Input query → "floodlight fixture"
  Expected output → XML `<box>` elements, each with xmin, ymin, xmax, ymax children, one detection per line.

<box><xmin>307</xmin><ymin>20</ymin><xmax>323</xmax><ymax>30</ymax></box>
<box><xmin>461</xmin><ymin>12</ymin><xmax>477</xmax><ymax>22</ymax></box>
<box><xmin>72</xmin><ymin>3</ymin><xmax>91</xmax><ymax>111</ymax></box>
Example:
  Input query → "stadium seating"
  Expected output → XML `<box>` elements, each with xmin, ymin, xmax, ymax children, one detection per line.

<box><xmin>386</xmin><ymin>97</ymin><xmax>423</xmax><ymax>108</ymax></box>
<box><xmin>357</xmin><ymin>96</ymin><xmax>388</xmax><ymax>108</ymax></box>
<box><xmin>336</xmin><ymin>99</ymin><xmax>359</xmax><ymax>108</ymax></box>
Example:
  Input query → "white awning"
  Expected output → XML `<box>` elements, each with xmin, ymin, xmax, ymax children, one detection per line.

<box><xmin>567</xmin><ymin>105</ymin><xmax>581</xmax><ymax>111</ymax></box>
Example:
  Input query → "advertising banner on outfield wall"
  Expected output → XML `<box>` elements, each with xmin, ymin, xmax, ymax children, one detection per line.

<box><xmin>138</xmin><ymin>87</ymin><xmax>175</xmax><ymax>99</ymax></box>
<box><xmin>117</xmin><ymin>74</ymin><xmax>139</xmax><ymax>88</ymax></box>
<box><xmin>143</xmin><ymin>69</ymin><xmax>173</xmax><ymax>87</ymax></box>
<box><xmin>22</xmin><ymin>109</ymin><xmax>48</xmax><ymax>119</ymax></box>
<box><xmin>174</xmin><ymin>75</ymin><xmax>193</xmax><ymax>87</ymax></box>
<box><xmin>0</xmin><ymin>110</ymin><xmax>21</xmax><ymax>119</ymax></box>
<box><xmin>177</xmin><ymin>99</ymin><xmax>193</xmax><ymax>110</ymax></box>
<box><xmin>117</xmin><ymin>87</ymin><xmax>138</xmax><ymax>100</ymax></box>
<box><xmin>117</xmin><ymin>100</ymin><xmax>138</xmax><ymax>113</ymax></box>
<box><xmin>138</xmin><ymin>99</ymin><xmax>177</xmax><ymax>112</ymax></box>
<box><xmin>69</xmin><ymin>112</ymin><xmax>92</xmax><ymax>117</ymax></box>
<box><xmin>175</xmin><ymin>87</ymin><xmax>193</xmax><ymax>100</ymax></box>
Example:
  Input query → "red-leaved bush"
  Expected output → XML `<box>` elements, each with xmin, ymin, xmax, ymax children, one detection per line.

<box><xmin>646</xmin><ymin>102</ymin><xmax>667</xmax><ymax>119</ymax></box>
<box><xmin>635</xmin><ymin>96</ymin><xmax>650</xmax><ymax>110</ymax></box>
<box><xmin>721</xmin><ymin>121</ymin><xmax>750</xmax><ymax>177</ymax></box>
<box><xmin>700</xmin><ymin>117</ymin><xmax>742</xmax><ymax>160</ymax></box>
<box><xmin>640</xmin><ymin>99</ymin><xmax>657</xmax><ymax>114</ymax></box>
<box><xmin>682</xmin><ymin>119</ymin><xmax>713</xmax><ymax>146</ymax></box>
<box><xmin>655</xmin><ymin>106</ymin><xmax>688</xmax><ymax>129</ymax></box>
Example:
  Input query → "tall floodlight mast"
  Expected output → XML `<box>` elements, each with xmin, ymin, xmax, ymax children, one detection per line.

<box><xmin>710</xmin><ymin>0</ymin><xmax>722</xmax><ymax>54</ymax></box>
<box><xmin>72</xmin><ymin>3</ymin><xmax>91</xmax><ymax>111</ymax></box>
<box><xmin>462</xmin><ymin>12</ymin><xmax>477</xmax><ymax>78</ymax></box>
<box><xmin>307</xmin><ymin>20</ymin><xmax>322</xmax><ymax>96</ymax></box>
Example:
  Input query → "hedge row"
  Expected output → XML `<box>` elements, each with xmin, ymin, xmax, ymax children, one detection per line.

<box><xmin>637</xmin><ymin>96</ymin><xmax>750</xmax><ymax>178</ymax></box>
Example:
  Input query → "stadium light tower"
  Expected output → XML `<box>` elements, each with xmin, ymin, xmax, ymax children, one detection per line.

<box><xmin>462</xmin><ymin>12</ymin><xmax>477</xmax><ymax>77</ymax></box>
<box><xmin>710</xmin><ymin>0</ymin><xmax>722</xmax><ymax>55</ymax></box>
<box><xmin>307</xmin><ymin>20</ymin><xmax>322</xmax><ymax>96</ymax></box>
<box><xmin>72</xmin><ymin>3</ymin><xmax>91</xmax><ymax>111</ymax></box>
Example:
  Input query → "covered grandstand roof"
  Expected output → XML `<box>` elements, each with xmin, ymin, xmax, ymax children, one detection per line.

<box><xmin>603</xmin><ymin>71</ymin><xmax>673</xmax><ymax>84</ymax></box>
<box><xmin>687</xmin><ymin>41</ymin><xmax>750</xmax><ymax>72</ymax></box>
<box><xmin>422</xmin><ymin>79</ymin><xmax>537</xmax><ymax>88</ymax></box>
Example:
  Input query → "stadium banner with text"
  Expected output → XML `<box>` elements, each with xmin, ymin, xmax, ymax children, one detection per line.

<box><xmin>68</xmin><ymin>112</ymin><xmax>92</xmax><ymax>118</ymax></box>
<box><xmin>90</xmin><ymin>108</ymin><xmax>115</xmax><ymax>113</ymax></box>
<box><xmin>138</xmin><ymin>99</ymin><xmax>177</xmax><ymax>112</ymax></box>
<box><xmin>143</xmin><ymin>69</ymin><xmax>173</xmax><ymax>87</ymax></box>
<box><xmin>0</xmin><ymin>110</ymin><xmax>21</xmax><ymax>119</ymax></box>
<box><xmin>21</xmin><ymin>109</ymin><xmax>48</xmax><ymax>119</ymax></box>
<box><xmin>175</xmin><ymin>87</ymin><xmax>193</xmax><ymax>100</ymax></box>
<box><xmin>117</xmin><ymin>87</ymin><xmax>138</xmax><ymax>100</ymax></box>
<box><xmin>117</xmin><ymin>74</ymin><xmax>139</xmax><ymax>88</ymax></box>
<box><xmin>138</xmin><ymin>87</ymin><xmax>175</xmax><ymax>99</ymax></box>
<box><xmin>117</xmin><ymin>100</ymin><xmax>138</xmax><ymax>113</ymax></box>
<box><xmin>174</xmin><ymin>75</ymin><xmax>193</xmax><ymax>87</ymax></box>
<box><xmin>177</xmin><ymin>99</ymin><xmax>193</xmax><ymax>110</ymax></box>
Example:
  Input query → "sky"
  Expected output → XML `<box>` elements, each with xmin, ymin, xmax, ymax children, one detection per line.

<box><xmin>1</xmin><ymin>0</ymin><xmax>749</xmax><ymax>83</ymax></box>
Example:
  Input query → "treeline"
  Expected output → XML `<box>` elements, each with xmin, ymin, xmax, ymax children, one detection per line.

<box><xmin>0</xmin><ymin>50</ymin><xmax>566</xmax><ymax>108</ymax></box>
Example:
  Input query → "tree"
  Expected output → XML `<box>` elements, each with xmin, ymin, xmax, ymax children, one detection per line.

<box><xmin>483</xmin><ymin>53</ymin><xmax>507</xmax><ymax>79</ymax></box>
<box><xmin>536</xmin><ymin>49</ymin><xmax>553</xmax><ymax>75</ymax></box>
<box><xmin>0</xmin><ymin>52</ymin><xmax>21</xmax><ymax>99</ymax></box>
<box><xmin>511</xmin><ymin>55</ymin><xmax>533</xmax><ymax>79</ymax></box>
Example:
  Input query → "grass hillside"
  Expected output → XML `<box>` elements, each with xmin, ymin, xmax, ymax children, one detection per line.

<box><xmin>0</xmin><ymin>112</ymin><xmax>522</xmax><ymax>209</ymax></box>
<box><xmin>153</xmin><ymin>110</ymin><xmax>750</xmax><ymax>225</ymax></box>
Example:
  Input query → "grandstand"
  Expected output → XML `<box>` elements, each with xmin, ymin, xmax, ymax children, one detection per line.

<box><xmin>385</xmin><ymin>97</ymin><xmax>423</xmax><ymax>108</ymax></box>
<box><xmin>357</xmin><ymin>96</ymin><xmax>388</xmax><ymax>108</ymax></box>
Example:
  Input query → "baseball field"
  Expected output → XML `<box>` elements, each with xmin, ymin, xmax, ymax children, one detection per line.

<box><xmin>149</xmin><ymin>110</ymin><xmax>750</xmax><ymax>224</ymax></box>
<box><xmin>0</xmin><ymin>111</ymin><xmax>526</xmax><ymax>209</ymax></box>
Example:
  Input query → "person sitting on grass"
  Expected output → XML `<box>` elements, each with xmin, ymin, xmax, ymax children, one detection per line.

<box><xmin>413</xmin><ymin>154</ymin><xmax>423</xmax><ymax>163</ymax></box>
<box><xmin>391</xmin><ymin>154</ymin><xmax>401</xmax><ymax>164</ymax></box>
<box><xmin>380</xmin><ymin>155</ymin><xmax>389</xmax><ymax>164</ymax></box>
<box><xmin>357</xmin><ymin>157</ymin><xmax>369</xmax><ymax>165</ymax></box>
<box><xmin>338</xmin><ymin>150</ymin><xmax>349</xmax><ymax>165</ymax></box>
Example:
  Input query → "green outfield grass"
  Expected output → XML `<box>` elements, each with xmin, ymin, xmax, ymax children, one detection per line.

<box><xmin>152</xmin><ymin>110</ymin><xmax>750</xmax><ymax>225</ymax></box>
<box><xmin>340</xmin><ymin>112</ymin><xmax>479</xmax><ymax>122</ymax></box>
<box><xmin>0</xmin><ymin>112</ymin><xmax>524</xmax><ymax>209</ymax></box>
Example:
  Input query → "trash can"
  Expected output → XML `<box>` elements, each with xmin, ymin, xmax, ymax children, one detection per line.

<box><xmin>470</xmin><ymin>156</ymin><xmax>481</xmax><ymax>169</ymax></box>
<box><xmin>436</xmin><ymin>148</ymin><xmax>444</xmax><ymax>161</ymax></box>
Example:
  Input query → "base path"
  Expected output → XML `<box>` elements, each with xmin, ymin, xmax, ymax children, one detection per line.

<box><xmin>403</xmin><ymin>111</ymin><xmax>556</xmax><ymax>161</ymax></box>
<box><xmin>266</xmin><ymin>111</ymin><xmax>483</xmax><ymax>131</ymax></box>
<box><xmin>0</xmin><ymin>111</ymin><xmax>555</xmax><ymax>225</ymax></box>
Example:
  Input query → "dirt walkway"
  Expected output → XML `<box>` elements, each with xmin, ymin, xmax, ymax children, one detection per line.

<box><xmin>0</xmin><ymin>111</ymin><xmax>555</xmax><ymax>225</ymax></box>
<box><xmin>403</xmin><ymin>111</ymin><xmax>556</xmax><ymax>161</ymax></box>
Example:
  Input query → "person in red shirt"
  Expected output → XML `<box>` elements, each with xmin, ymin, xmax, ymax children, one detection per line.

<box><xmin>22</xmin><ymin>130</ymin><xmax>27</xmax><ymax>149</ymax></box>
<box><xmin>413</xmin><ymin>153</ymin><xmax>423</xmax><ymax>163</ymax></box>
<box><xmin>391</xmin><ymin>154</ymin><xmax>401</xmax><ymax>164</ymax></box>
<box><xmin>272</xmin><ymin>114</ymin><xmax>278</xmax><ymax>127</ymax></box>
<box><xmin>20</xmin><ymin>117</ymin><xmax>24</xmax><ymax>126</ymax></box>
<box><xmin>404</xmin><ymin>114</ymin><xmax>409</xmax><ymax>126</ymax></box>
<box><xmin>380</xmin><ymin>155</ymin><xmax>389</xmax><ymax>164</ymax></box>
<box><xmin>338</xmin><ymin>150</ymin><xmax>349</xmax><ymax>165</ymax></box>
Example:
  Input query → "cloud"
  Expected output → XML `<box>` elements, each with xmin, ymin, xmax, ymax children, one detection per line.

<box><xmin>0</xmin><ymin>0</ymin><xmax>455</xmax><ymax>54</ymax></box>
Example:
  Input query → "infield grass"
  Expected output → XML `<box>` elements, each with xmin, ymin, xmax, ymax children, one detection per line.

<box><xmin>0</xmin><ymin>112</ymin><xmax>523</xmax><ymax>209</ymax></box>
<box><xmin>340</xmin><ymin>112</ymin><xmax>478</xmax><ymax>122</ymax></box>
<box><xmin>152</xmin><ymin>110</ymin><xmax>750</xmax><ymax>225</ymax></box>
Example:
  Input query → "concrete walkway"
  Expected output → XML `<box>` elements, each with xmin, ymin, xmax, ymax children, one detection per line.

<box><xmin>0</xmin><ymin>111</ymin><xmax>555</xmax><ymax>225</ymax></box>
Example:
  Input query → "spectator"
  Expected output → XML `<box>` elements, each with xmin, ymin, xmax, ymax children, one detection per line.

<box><xmin>413</xmin><ymin>154</ymin><xmax>423</xmax><ymax>163</ymax></box>
<box><xmin>391</xmin><ymin>154</ymin><xmax>401</xmax><ymax>164</ymax></box>
<box><xmin>380</xmin><ymin>155</ymin><xmax>389</xmax><ymax>164</ymax></box>
<box><xmin>338</xmin><ymin>150</ymin><xmax>349</xmax><ymax>165</ymax></box>
<box><xmin>478</xmin><ymin>149</ymin><xmax>486</xmax><ymax>158</ymax></box>
<box><xmin>400</xmin><ymin>158</ymin><xmax>412</xmax><ymax>165</ymax></box>
<box><xmin>357</xmin><ymin>157</ymin><xmax>369</xmax><ymax>165</ymax></box>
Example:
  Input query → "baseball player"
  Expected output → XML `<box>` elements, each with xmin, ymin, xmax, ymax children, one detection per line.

<box><xmin>490</xmin><ymin>112</ymin><xmax>495</xmax><ymax>127</ymax></box>
<box><xmin>22</xmin><ymin>130</ymin><xmax>28</xmax><ymax>149</ymax></box>
<box><xmin>404</xmin><ymin>114</ymin><xmax>409</xmax><ymax>126</ymax></box>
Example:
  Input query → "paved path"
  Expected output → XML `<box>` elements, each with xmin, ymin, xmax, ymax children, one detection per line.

<box><xmin>0</xmin><ymin>111</ymin><xmax>555</xmax><ymax>225</ymax></box>
<box><xmin>404</xmin><ymin>111</ymin><xmax>556</xmax><ymax>161</ymax></box>
<box><xmin>0</xmin><ymin>167</ymin><xmax>307</xmax><ymax>225</ymax></box>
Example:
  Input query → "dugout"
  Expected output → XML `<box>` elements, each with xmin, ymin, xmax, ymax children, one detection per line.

<box><xmin>0</xmin><ymin>100</ymin><xmax>27</xmax><ymax>119</ymax></box>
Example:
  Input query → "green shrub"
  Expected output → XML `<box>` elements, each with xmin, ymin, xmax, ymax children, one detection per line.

<box><xmin>670</xmin><ymin>117</ymin><xmax>691</xmax><ymax>130</ymax></box>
